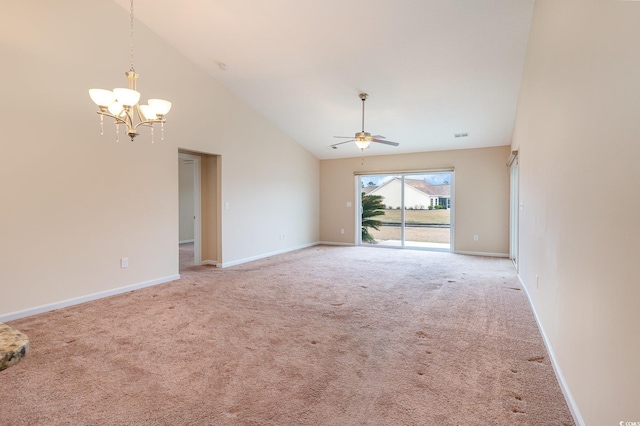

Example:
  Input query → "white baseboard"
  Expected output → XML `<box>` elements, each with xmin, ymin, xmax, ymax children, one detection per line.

<box><xmin>518</xmin><ymin>275</ymin><xmax>585</xmax><ymax>426</ymax></box>
<box><xmin>453</xmin><ymin>250</ymin><xmax>509</xmax><ymax>258</ymax></box>
<box><xmin>179</xmin><ymin>239</ymin><xmax>194</xmax><ymax>244</ymax></box>
<box><xmin>317</xmin><ymin>241</ymin><xmax>356</xmax><ymax>246</ymax></box>
<box><xmin>0</xmin><ymin>274</ymin><xmax>180</xmax><ymax>322</ymax></box>
<box><xmin>219</xmin><ymin>242</ymin><xmax>320</xmax><ymax>268</ymax></box>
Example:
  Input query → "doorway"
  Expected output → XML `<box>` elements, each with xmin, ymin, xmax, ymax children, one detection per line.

<box><xmin>179</xmin><ymin>153</ymin><xmax>201</xmax><ymax>269</ymax></box>
<box><xmin>358</xmin><ymin>171</ymin><xmax>453</xmax><ymax>251</ymax></box>
<box><xmin>509</xmin><ymin>155</ymin><xmax>519</xmax><ymax>267</ymax></box>
<box><xmin>178</xmin><ymin>150</ymin><xmax>222</xmax><ymax>271</ymax></box>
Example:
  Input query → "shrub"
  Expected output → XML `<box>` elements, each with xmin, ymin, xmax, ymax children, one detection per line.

<box><xmin>361</xmin><ymin>194</ymin><xmax>386</xmax><ymax>243</ymax></box>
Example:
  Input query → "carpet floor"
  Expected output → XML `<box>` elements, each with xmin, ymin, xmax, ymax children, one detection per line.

<box><xmin>1</xmin><ymin>246</ymin><xmax>574</xmax><ymax>425</ymax></box>
<box><xmin>179</xmin><ymin>242</ymin><xmax>195</xmax><ymax>271</ymax></box>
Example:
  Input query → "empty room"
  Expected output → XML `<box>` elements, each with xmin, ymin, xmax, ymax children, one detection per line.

<box><xmin>1</xmin><ymin>1</ymin><xmax>638</xmax><ymax>425</ymax></box>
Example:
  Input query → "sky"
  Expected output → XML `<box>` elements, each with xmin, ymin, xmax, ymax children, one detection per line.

<box><xmin>361</xmin><ymin>173</ymin><xmax>452</xmax><ymax>187</ymax></box>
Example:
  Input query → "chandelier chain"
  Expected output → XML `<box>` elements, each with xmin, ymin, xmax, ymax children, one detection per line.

<box><xmin>129</xmin><ymin>0</ymin><xmax>135</xmax><ymax>72</ymax></box>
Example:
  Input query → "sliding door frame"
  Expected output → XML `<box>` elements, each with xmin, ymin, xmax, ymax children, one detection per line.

<box><xmin>356</xmin><ymin>169</ymin><xmax>455</xmax><ymax>251</ymax></box>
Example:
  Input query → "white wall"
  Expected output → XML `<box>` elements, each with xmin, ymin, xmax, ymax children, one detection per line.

<box><xmin>512</xmin><ymin>1</ymin><xmax>640</xmax><ymax>424</ymax></box>
<box><xmin>0</xmin><ymin>0</ymin><xmax>319</xmax><ymax>318</ymax></box>
<box><xmin>320</xmin><ymin>146</ymin><xmax>510</xmax><ymax>255</ymax></box>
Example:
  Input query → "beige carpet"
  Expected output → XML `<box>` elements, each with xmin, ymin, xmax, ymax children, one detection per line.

<box><xmin>1</xmin><ymin>246</ymin><xmax>574</xmax><ymax>425</ymax></box>
<box><xmin>179</xmin><ymin>242</ymin><xmax>195</xmax><ymax>271</ymax></box>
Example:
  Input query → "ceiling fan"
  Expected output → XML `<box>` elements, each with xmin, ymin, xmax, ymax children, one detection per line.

<box><xmin>331</xmin><ymin>93</ymin><xmax>400</xmax><ymax>151</ymax></box>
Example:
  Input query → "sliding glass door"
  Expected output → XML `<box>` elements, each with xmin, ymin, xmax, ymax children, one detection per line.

<box><xmin>359</xmin><ymin>172</ymin><xmax>453</xmax><ymax>251</ymax></box>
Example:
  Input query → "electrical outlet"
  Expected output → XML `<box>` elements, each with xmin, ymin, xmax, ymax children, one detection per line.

<box><xmin>347</xmin><ymin>202</ymin><xmax>352</xmax><ymax>207</ymax></box>
<box><xmin>121</xmin><ymin>257</ymin><xmax>128</xmax><ymax>268</ymax></box>
<box><xmin>340</xmin><ymin>229</ymin><xmax>345</xmax><ymax>234</ymax></box>
<box><xmin>473</xmin><ymin>235</ymin><xmax>479</xmax><ymax>241</ymax></box>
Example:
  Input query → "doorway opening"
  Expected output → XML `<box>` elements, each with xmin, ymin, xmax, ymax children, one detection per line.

<box><xmin>178</xmin><ymin>150</ymin><xmax>221</xmax><ymax>271</ymax></box>
<box><xmin>509</xmin><ymin>153</ymin><xmax>519</xmax><ymax>267</ymax></box>
<box><xmin>179</xmin><ymin>153</ymin><xmax>201</xmax><ymax>270</ymax></box>
<box><xmin>358</xmin><ymin>171</ymin><xmax>453</xmax><ymax>251</ymax></box>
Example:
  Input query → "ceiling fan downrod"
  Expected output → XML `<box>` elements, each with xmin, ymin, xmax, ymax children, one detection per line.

<box><xmin>360</xmin><ymin>93</ymin><xmax>368</xmax><ymax>132</ymax></box>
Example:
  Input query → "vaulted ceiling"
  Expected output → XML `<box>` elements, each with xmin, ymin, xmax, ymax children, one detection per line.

<box><xmin>112</xmin><ymin>0</ymin><xmax>535</xmax><ymax>159</ymax></box>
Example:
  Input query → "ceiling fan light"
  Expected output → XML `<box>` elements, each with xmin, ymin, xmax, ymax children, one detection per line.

<box><xmin>89</xmin><ymin>89</ymin><xmax>115</xmax><ymax>107</ymax></box>
<box><xmin>148</xmin><ymin>99</ymin><xmax>172</xmax><ymax>116</ymax></box>
<box><xmin>113</xmin><ymin>88</ymin><xmax>141</xmax><ymax>107</ymax></box>
<box><xmin>354</xmin><ymin>140</ymin><xmax>371</xmax><ymax>150</ymax></box>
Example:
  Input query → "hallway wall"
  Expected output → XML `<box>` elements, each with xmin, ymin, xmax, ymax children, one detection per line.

<box><xmin>512</xmin><ymin>1</ymin><xmax>640</xmax><ymax>423</ymax></box>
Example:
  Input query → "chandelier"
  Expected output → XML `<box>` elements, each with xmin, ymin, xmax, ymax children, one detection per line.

<box><xmin>89</xmin><ymin>0</ymin><xmax>171</xmax><ymax>142</ymax></box>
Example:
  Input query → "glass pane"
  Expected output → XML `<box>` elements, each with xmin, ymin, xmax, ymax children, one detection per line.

<box><xmin>361</xmin><ymin>175</ymin><xmax>402</xmax><ymax>246</ymax></box>
<box><xmin>403</xmin><ymin>173</ymin><xmax>451</xmax><ymax>250</ymax></box>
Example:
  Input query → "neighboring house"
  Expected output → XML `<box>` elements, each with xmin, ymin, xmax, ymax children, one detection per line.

<box><xmin>361</xmin><ymin>185</ymin><xmax>378</xmax><ymax>195</ymax></box>
<box><xmin>366</xmin><ymin>178</ymin><xmax>451</xmax><ymax>209</ymax></box>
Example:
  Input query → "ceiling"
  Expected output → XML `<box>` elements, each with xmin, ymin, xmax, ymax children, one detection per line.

<box><xmin>112</xmin><ymin>0</ymin><xmax>535</xmax><ymax>159</ymax></box>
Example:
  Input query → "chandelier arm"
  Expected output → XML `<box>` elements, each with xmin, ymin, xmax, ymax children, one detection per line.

<box><xmin>96</xmin><ymin>111</ymin><xmax>128</xmax><ymax>126</ymax></box>
<box><xmin>133</xmin><ymin>120</ymin><xmax>160</xmax><ymax>130</ymax></box>
<box><xmin>123</xmin><ymin>108</ymin><xmax>135</xmax><ymax>128</ymax></box>
<box><xmin>132</xmin><ymin>103</ymin><xmax>165</xmax><ymax>128</ymax></box>
<box><xmin>133</xmin><ymin>104</ymin><xmax>146</xmax><ymax>124</ymax></box>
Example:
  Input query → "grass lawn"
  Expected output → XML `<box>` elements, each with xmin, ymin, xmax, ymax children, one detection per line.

<box><xmin>377</xmin><ymin>209</ymin><xmax>450</xmax><ymax>224</ymax></box>
<box><xmin>368</xmin><ymin>226</ymin><xmax>451</xmax><ymax>244</ymax></box>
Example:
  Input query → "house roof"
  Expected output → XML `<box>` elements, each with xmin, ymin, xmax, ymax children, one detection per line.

<box><xmin>405</xmin><ymin>179</ymin><xmax>451</xmax><ymax>197</ymax></box>
<box><xmin>366</xmin><ymin>178</ymin><xmax>450</xmax><ymax>197</ymax></box>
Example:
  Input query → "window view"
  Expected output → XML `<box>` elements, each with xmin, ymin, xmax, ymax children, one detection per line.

<box><xmin>360</xmin><ymin>173</ymin><xmax>452</xmax><ymax>250</ymax></box>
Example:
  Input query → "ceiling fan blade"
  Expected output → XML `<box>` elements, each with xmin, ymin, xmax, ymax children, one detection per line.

<box><xmin>372</xmin><ymin>138</ymin><xmax>399</xmax><ymax>146</ymax></box>
<box><xmin>371</xmin><ymin>135</ymin><xmax>386</xmax><ymax>139</ymax></box>
<box><xmin>333</xmin><ymin>136</ymin><xmax>355</xmax><ymax>139</ymax></box>
<box><xmin>330</xmin><ymin>140</ymin><xmax>355</xmax><ymax>149</ymax></box>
